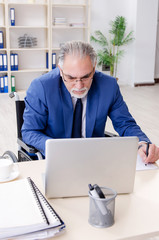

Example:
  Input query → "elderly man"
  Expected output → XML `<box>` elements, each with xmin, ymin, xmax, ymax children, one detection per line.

<box><xmin>22</xmin><ymin>41</ymin><xmax>159</xmax><ymax>163</ymax></box>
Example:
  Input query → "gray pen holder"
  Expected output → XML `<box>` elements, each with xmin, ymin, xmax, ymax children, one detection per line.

<box><xmin>88</xmin><ymin>187</ymin><xmax>117</xmax><ymax>228</ymax></box>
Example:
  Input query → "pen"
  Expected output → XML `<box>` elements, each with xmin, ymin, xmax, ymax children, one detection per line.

<box><xmin>145</xmin><ymin>142</ymin><xmax>150</xmax><ymax>166</ymax></box>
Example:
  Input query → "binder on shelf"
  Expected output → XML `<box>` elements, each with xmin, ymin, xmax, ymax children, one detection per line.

<box><xmin>10</xmin><ymin>53</ymin><xmax>18</xmax><ymax>71</ymax></box>
<box><xmin>3</xmin><ymin>75</ymin><xmax>8</xmax><ymax>93</ymax></box>
<box><xmin>14</xmin><ymin>53</ymin><xmax>19</xmax><ymax>71</ymax></box>
<box><xmin>10</xmin><ymin>54</ymin><xmax>14</xmax><ymax>71</ymax></box>
<box><xmin>52</xmin><ymin>53</ymin><xmax>56</xmax><ymax>69</ymax></box>
<box><xmin>0</xmin><ymin>76</ymin><xmax>4</xmax><ymax>93</ymax></box>
<box><xmin>11</xmin><ymin>75</ymin><xmax>15</xmax><ymax>92</ymax></box>
<box><xmin>3</xmin><ymin>54</ymin><xmax>7</xmax><ymax>71</ymax></box>
<box><xmin>46</xmin><ymin>52</ymin><xmax>48</xmax><ymax>69</ymax></box>
<box><xmin>0</xmin><ymin>31</ymin><xmax>4</xmax><ymax>48</ymax></box>
<box><xmin>0</xmin><ymin>54</ymin><xmax>3</xmax><ymax>71</ymax></box>
<box><xmin>10</xmin><ymin>8</ymin><xmax>15</xmax><ymax>26</ymax></box>
<box><xmin>0</xmin><ymin>178</ymin><xmax>65</xmax><ymax>239</ymax></box>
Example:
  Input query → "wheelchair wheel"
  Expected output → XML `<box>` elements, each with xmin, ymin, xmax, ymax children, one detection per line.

<box><xmin>2</xmin><ymin>151</ymin><xmax>18</xmax><ymax>163</ymax></box>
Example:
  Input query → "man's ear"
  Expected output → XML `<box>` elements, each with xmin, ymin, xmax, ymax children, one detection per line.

<box><xmin>94</xmin><ymin>61</ymin><xmax>97</xmax><ymax>73</ymax></box>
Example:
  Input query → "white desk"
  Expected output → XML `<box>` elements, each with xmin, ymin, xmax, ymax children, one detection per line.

<box><xmin>17</xmin><ymin>160</ymin><xmax>159</xmax><ymax>240</ymax></box>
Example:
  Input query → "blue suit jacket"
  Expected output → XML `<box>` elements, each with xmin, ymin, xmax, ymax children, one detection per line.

<box><xmin>22</xmin><ymin>68</ymin><xmax>150</xmax><ymax>156</ymax></box>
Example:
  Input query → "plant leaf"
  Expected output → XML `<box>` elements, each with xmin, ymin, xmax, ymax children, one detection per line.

<box><xmin>91</xmin><ymin>30</ymin><xmax>108</xmax><ymax>47</ymax></box>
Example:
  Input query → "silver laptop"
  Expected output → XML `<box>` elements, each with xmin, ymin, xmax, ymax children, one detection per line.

<box><xmin>45</xmin><ymin>137</ymin><xmax>138</xmax><ymax>198</ymax></box>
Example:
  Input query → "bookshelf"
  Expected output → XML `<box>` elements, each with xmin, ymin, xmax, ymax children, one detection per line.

<box><xmin>0</xmin><ymin>0</ymin><xmax>90</xmax><ymax>93</ymax></box>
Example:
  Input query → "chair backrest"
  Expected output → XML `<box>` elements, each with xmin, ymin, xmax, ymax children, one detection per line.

<box><xmin>15</xmin><ymin>100</ymin><xmax>25</xmax><ymax>139</ymax></box>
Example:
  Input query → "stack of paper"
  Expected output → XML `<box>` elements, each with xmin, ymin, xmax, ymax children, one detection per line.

<box><xmin>53</xmin><ymin>17</ymin><xmax>67</xmax><ymax>26</ymax></box>
<box><xmin>0</xmin><ymin>178</ymin><xmax>65</xmax><ymax>239</ymax></box>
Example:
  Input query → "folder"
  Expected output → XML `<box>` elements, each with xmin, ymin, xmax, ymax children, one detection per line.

<box><xmin>0</xmin><ymin>31</ymin><xmax>4</xmax><ymax>48</ymax></box>
<box><xmin>11</xmin><ymin>75</ymin><xmax>15</xmax><ymax>92</ymax></box>
<box><xmin>10</xmin><ymin>54</ymin><xmax>14</xmax><ymax>71</ymax></box>
<box><xmin>10</xmin><ymin>8</ymin><xmax>15</xmax><ymax>26</ymax></box>
<box><xmin>52</xmin><ymin>53</ymin><xmax>56</xmax><ymax>69</ymax></box>
<box><xmin>3</xmin><ymin>54</ymin><xmax>8</xmax><ymax>71</ymax></box>
<box><xmin>14</xmin><ymin>53</ymin><xmax>18</xmax><ymax>71</ymax></box>
<box><xmin>3</xmin><ymin>75</ymin><xmax>8</xmax><ymax>93</ymax></box>
<box><xmin>46</xmin><ymin>52</ymin><xmax>48</xmax><ymax>69</ymax></box>
<box><xmin>0</xmin><ymin>76</ymin><xmax>4</xmax><ymax>93</ymax></box>
<box><xmin>0</xmin><ymin>54</ymin><xmax>3</xmax><ymax>71</ymax></box>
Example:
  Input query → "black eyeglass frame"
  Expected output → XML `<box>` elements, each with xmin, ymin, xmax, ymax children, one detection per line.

<box><xmin>61</xmin><ymin>68</ymin><xmax>95</xmax><ymax>83</ymax></box>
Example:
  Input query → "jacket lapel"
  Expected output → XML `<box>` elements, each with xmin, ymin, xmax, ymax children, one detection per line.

<box><xmin>86</xmin><ymin>79</ymin><xmax>99</xmax><ymax>137</ymax></box>
<box><xmin>60</xmin><ymin>80</ymin><xmax>74</xmax><ymax>138</ymax></box>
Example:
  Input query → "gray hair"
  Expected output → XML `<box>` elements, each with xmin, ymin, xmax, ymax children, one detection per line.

<box><xmin>58</xmin><ymin>41</ymin><xmax>97</xmax><ymax>68</ymax></box>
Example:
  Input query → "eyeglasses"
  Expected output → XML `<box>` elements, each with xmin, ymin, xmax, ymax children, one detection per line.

<box><xmin>61</xmin><ymin>68</ymin><xmax>94</xmax><ymax>83</ymax></box>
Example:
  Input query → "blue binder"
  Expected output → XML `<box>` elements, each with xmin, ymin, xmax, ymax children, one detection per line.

<box><xmin>10</xmin><ymin>54</ymin><xmax>14</xmax><ymax>71</ymax></box>
<box><xmin>14</xmin><ymin>53</ymin><xmax>18</xmax><ymax>71</ymax></box>
<box><xmin>46</xmin><ymin>52</ymin><xmax>48</xmax><ymax>69</ymax></box>
<box><xmin>0</xmin><ymin>31</ymin><xmax>4</xmax><ymax>48</ymax></box>
<box><xmin>10</xmin><ymin>8</ymin><xmax>15</xmax><ymax>26</ymax></box>
<box><xmin>3</xmin><ymin>75</ymin><xmax>8</xmax><ymax>93</ymax></box>
<box><xmin>0</xmin><ymin>76</ymin><xmax>4</xmax><ymax>93</ymax></box>
<box><xmin>52</xmin><ymin>53</ymin><xmax>56</xmax><ymax>69</ymax></box>
<box><xmin>3</xmin><ymin>54</ymin><xmax>8</xmax><ymax>71</ymax></box>
<box><xmin>0</xmin><ymin>54</ymin><xmax>3</xmax><ymax>71</ymax></box>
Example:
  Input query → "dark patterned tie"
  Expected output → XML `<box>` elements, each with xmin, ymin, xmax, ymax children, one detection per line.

<box><xmin>72</xmin><ymin>98</ymin><xmax>83</xmax><ymax>138</ymax></box>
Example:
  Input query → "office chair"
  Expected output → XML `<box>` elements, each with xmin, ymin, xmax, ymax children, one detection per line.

<box><xmin>2</xmin><ymin>92</ymin><xmax>43</xmax><ymax>162</ymax></box>
<box><xmin>104</xmin><ymin>131</ymin><xmax>118</xmax><ymax>138</ymax></box>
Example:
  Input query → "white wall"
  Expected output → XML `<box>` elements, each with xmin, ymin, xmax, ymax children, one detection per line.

<box><xmin>134</xmin><ymin>0</ymin><xmax>158</xmax><ymax>85</ymax></box>
<box><xmin>90</xmin><ymin>0</ymin><xmax>158</xmax><ymax>86</ymax></box>
<box><xmin>155</xmin><ymin>2</ymin><xmax>159</xmax><ymax>78</ymax></box>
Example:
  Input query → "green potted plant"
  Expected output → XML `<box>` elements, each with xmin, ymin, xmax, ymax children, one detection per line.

<box><xmin>91</xmin><ymin>16</ymin><xmax>134</xmax><ymax>78</ymax></box>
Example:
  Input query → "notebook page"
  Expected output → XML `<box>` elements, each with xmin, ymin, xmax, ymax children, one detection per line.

<box><xmin>0</xmin><ymin>178</ymin><xmax>47</xmax><ymax>238</ymax></box>
<box><xmin>11</xmin><ymin>227</ymin><xmax>64</xmax><ymax>240</ymax></box>
<box><xmin>31</xmin><ymin>180</ymin><xmax>64</xmax><ymax>228</ymax></box>
<box><xmin>136</xmin><ymin>154</ymin><xmax>158</xmax><ymax>171</ymax></box>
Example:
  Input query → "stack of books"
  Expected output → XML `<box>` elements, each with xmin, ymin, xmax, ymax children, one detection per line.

<box><xmin>53</xmin><ymin>17</ymin><xmax>67</xmax><ymax>26</ymax></box>
<box><xmin>69</xmin><ymin>22</ymin><xmax>84</xmax><ymax>27</ymax></box>
<box><xmin>0</xmin><ymin>177</ymin><xmax>65</xmax><ymax>239</ymax></box>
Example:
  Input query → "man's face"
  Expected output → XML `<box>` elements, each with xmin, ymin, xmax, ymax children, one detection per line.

<box><xmin>58</xmin><ymin>55</ymin><xmax>96</xmax><ymax>98</ymax></box>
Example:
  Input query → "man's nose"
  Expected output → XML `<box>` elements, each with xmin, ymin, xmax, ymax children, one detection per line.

<box><xmin>75</xmin><ymin>80</ymin><xmax>84</xmax><ymax>88</ymax></box>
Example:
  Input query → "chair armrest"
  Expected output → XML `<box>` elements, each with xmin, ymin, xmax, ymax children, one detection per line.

<box><xmin>17</xmin><ymin>138</ymin><xmax>38</xmax><ymax>154</ymax></box>
<box><xmin>104</xmin><ymin>131</ymin><xmax>118</xmax><ymax>137</ymax></box>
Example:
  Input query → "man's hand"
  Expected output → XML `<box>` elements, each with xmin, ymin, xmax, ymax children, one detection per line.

<box><xmin>138</xmin><ymin>143</ymin><xmax>159</xmax><ymax>164</ymax></box>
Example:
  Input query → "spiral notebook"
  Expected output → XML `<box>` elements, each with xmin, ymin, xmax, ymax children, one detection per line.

<box><xmin>0</xmin><ymin>177</ymin><xmax>65</xmax><ymax>239</ymax></box>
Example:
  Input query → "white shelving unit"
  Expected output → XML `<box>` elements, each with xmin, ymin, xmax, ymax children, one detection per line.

<box><xmin>50</xmin><ymin>0</ymin><xmax>90</xmax><ymax>70</ymax></box>
<box><xmin>0</xmin><ymin>0</ymin><xmax>90</xmax><ymax>92</ymax></box>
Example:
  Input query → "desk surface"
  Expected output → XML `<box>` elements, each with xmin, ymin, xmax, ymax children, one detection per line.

<box><xmin>17</xmin><ymin>160</ymin><xmax>159</xmax><ymax>240</ymax></box>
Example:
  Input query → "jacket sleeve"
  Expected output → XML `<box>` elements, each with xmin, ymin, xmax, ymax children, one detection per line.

<box><xmin>109</xmin><ymin>82</ymin><xmax>150</xmax><ymax>142</ymax></box>
<box><xmin>21</xmin><ymin>78</ymin><xmax>51</xmax><ymax>156</ymax></box>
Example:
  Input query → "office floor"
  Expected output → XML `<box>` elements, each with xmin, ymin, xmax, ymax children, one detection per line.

<box><xmin>0</xmin><ymin>84</ymin><xmax>159</xmax><ymax>157</ymax></box>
